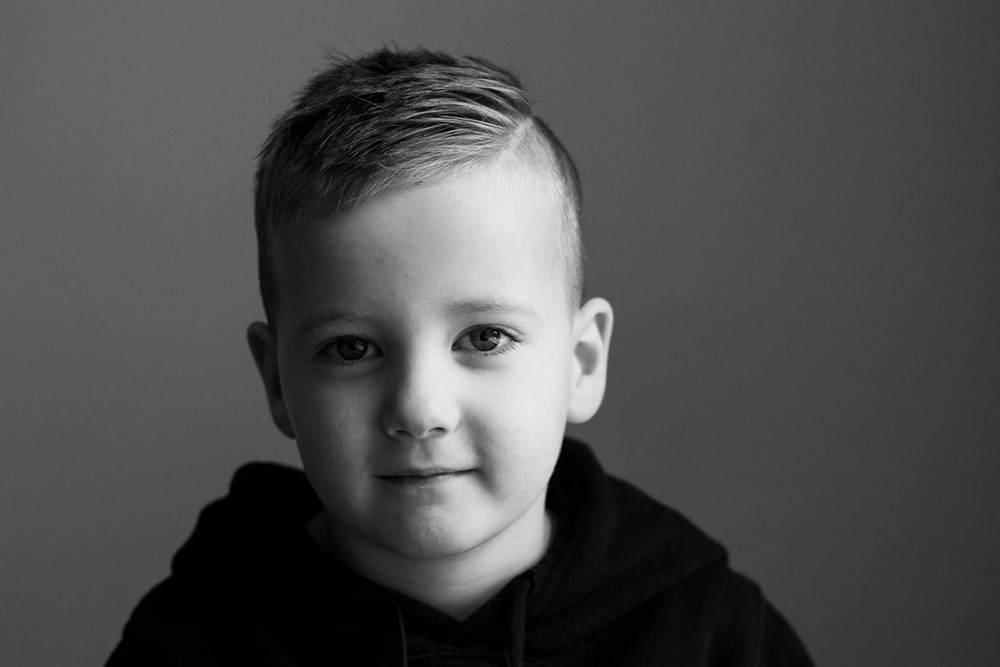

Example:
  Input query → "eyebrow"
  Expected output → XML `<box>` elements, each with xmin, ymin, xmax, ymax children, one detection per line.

<box><xmin>448</xmin><ymin>298</ymin><xmax>539</xmax><ymax>320</ymax></box>
<box><xmin>295</xmin><ymin>299</ymin><xmax>539</xmax><ymax>336</ymax></box>
<box><xmin>294</xmin><ymin>310</ymin><xmax>376</xmax><ymax>336</ymax></box>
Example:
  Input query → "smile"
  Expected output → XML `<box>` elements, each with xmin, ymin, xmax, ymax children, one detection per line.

<box><xmin>377</xmin><ymin>469</ymin><xmax>473</xmax><ymax>486</ymax></box>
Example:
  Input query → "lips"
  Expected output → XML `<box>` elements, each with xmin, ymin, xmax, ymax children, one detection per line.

<box><xmin>377</xmin><ymin>467</ymin><xmax>473</xmax><ymax>486</ymax></box>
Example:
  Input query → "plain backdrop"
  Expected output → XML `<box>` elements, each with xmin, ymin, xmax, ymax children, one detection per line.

<box><xmin>3</xmin><ymin>2</ymin><xmax>998</xmax><ymax>665</ymax></box>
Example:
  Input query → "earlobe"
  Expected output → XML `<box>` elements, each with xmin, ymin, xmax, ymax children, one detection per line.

<box><xmin>567</xmin><ymin>297</ymin><xmax>614</xmax><ymax>424</ymax></box>
<box><xmin>247</xmin><ymin>322</ymin><xmax>295</xmax><ymax>439</ymax></box>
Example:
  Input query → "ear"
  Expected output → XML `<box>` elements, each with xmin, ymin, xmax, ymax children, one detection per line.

<box><xmin>247</xmin><ymin>321</ymin><xmax>295</xmax><ymax>439</ymax></box>
<box><xmin>567</xmin><ymin>297</ymin><xmax>614</xmax><ymax>424</ymax></box>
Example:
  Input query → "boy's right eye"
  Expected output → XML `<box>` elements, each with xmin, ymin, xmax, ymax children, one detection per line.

<box><xmin>320</xmin><ymin>336</ymin><xmax>381</xmax><ymax>363</ymax></box>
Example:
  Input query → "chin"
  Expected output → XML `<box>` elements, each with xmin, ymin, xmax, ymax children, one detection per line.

<box><xmin>381</xmin><ymin>521</ymin><xmax>487</xmax><ymax>560</ymax></box>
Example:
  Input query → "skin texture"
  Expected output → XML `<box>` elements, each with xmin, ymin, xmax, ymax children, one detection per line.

<box><xmin>248</xmin><ymin>160</ymin><xmax>613</xmax><ymax>618</ymax></box>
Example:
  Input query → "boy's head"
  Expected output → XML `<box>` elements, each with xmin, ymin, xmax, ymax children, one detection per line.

<box><xmin>254</xmin><ymin>48</ymin><xmax>584</xmax><ymax>327</ymax></box>
<box><xmin>248</xmin><ymin>48</ymin><xmax>613</xmax><ymax>567</ymax></box>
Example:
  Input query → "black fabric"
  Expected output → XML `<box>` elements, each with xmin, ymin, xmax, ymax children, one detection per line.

<box><xmin>107</xmin><ymin>438</ymin><xmax>813</xmax><ymax>666</ymax></box>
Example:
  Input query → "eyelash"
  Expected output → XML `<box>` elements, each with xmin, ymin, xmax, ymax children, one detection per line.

<box><xmin>454</xmin><ymin>325</ymin><xmax>522</xmax><ymax>357</ymax></box>
<box><xmin>316</xmin><ymin>325</ymin><xmax>523</xmax><ymax>365</ymax></box>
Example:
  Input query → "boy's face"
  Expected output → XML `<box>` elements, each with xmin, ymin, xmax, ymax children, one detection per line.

<box><xmin>251</xmin><ymin>162</ymin><xmax>610</xmax><ymax>561</ymax></box>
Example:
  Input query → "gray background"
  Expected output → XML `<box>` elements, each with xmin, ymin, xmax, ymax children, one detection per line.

<box><xmin>3</xmin><ymin>2</ymin><xmax>998</xmax><ymax>665</ymax></box>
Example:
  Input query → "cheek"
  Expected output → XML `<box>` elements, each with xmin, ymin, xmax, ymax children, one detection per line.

<box><xmin>474</xmin><ymin>360</ymin><xmax>568</xmax><ymax>426</ymax></box>
<box><xmin>471</xmin><ymin>360</ymin><xmax>570</xmax><ymax>483</ymax></box>
<box><xmin>285</xmin><ymin>377</ymin><xmax>378</xmax><ymax>462</ymax></box>
<box><xmin>288</xmin><ymin>382</ymin><xmax>382</xmax><ymax>519</ymax></box>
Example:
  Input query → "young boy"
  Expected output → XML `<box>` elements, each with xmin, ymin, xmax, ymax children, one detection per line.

<box><xmin>108</xmin><ymin>48</ymin><xmax>812</xmax><ymax>666</ymax></box>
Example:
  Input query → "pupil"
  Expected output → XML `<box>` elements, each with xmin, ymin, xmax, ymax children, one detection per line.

<box><xmin>472</xmin><ymin>328</ymin><xmax>501</xmax><ymax>351</ymax></box>
<box><xmin>336</xmin><ymin>338</ymin><xmax>368</xmax><ymax>361</ymax></box>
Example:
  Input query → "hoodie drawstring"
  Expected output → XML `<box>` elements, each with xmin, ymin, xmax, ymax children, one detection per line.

<box><xmin>368</xmin><ymin>595</ymin><xmax>408</xmax><ymax>667</ymax></box>
<box><xmin>390</xmin><ymin>597</ymin><xmax>408</xmax><ymax>667</ymax></box>
<box><xmin>505</xmin><ymin>578</ymin><xmax>531</xmax><ymax>667</ymax></box>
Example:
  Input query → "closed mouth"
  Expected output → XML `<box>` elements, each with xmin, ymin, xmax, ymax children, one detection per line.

<box><xmin>377</xmin><ymin>469</ymin><xmax>472</xmax><ymax>485</ymax></box>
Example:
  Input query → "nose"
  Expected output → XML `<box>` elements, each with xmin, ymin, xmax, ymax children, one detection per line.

<box><xmin>379</xmin><ymin>356</ymin><xmax>460</xmax><ymax>441</ymax></box>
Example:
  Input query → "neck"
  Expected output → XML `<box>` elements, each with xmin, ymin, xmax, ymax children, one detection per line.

<box><xmin>312</xmin><ymin>500</ymin><xmax>553</xmax><ymax>621</ymax></box>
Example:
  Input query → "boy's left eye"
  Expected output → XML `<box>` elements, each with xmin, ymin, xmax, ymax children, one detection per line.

<box><xmin>454</xmin><ymin>326</ymin><xmax>517</xmax><ymax>353</ymax></box>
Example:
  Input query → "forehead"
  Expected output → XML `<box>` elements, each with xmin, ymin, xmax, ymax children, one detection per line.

<box><xmin>272</xmin><ymin>163</ymin><xmax>566</xmax><ymax>331</ymax></box>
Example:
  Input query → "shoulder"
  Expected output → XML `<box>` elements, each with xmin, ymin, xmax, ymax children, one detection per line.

<box><xmin>545</xmin><ymin>440</ymin><xmax>813</xmax><ymax>665</ymax></box>
<box><xmin>106</xmin><ymin>577</ymin><xmax>230</xmax><ymax>666</ymax></box>
<box><xmin>642</xmin><ymin>564</ymin><xmax>814</xmax><ymax>666</ymax></box>
<box><xmin>106</xmin><ymin>462</ymin><xmax>322</xmax><ymax>666</ymax></box>
<box><xmin>108</xmin><ymin>561</ymin><xmax>307</xmax><ymax>666</ymax></box>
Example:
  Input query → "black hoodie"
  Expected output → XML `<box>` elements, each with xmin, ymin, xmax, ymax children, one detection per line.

<box><xmin>107</xmin><ymin>439</ymin><xmax>813</xmax><ymax>666</ymax></box>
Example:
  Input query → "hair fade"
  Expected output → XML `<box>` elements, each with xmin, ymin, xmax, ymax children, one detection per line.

<box><xmin>254</xmin><ymin>48</ymin><xmax>584</xmax><ymax>325</ymax></box>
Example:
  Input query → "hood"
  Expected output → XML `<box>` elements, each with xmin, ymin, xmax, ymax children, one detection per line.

<box><xmin>165</xmin><ymin>438</ymin><xmax>728</xmax><ymax>664</ymax></box>
<box><xmin>522</xmin><ymin>439</ymin><xmax>728</xmax><ymax>654</ymax></box>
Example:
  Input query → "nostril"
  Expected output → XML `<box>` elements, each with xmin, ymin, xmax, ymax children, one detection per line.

<box><xmin>384</xmin><ymin>417</ymin><xmax>454</xmax><ymax>442</ymax></box>
<box><xmin>379</xmin><ymin>370</ymin><xmax>460</xmax><ymax>439</ymax></box>
<box><xmin>388</xmin><ymin>425</ymin><xmax>448</xmax><ymax>441</ymax></box>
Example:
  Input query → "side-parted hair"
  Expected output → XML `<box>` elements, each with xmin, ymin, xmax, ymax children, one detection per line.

<box><xmin>254</xmin><ymin>47</ymin><xmax>584</xmax><ymax>326</ymax></box>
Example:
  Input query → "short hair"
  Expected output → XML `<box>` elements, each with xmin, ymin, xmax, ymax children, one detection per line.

<box><xmin>254</xmin><ymin>47</ymin><xmax>584</xmax><ymax>326</ymax></box>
